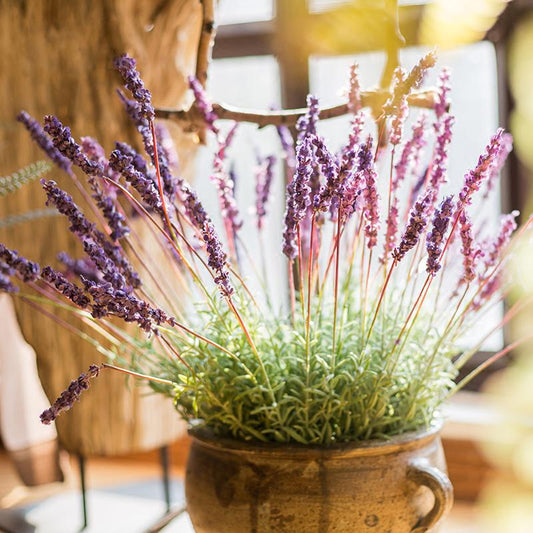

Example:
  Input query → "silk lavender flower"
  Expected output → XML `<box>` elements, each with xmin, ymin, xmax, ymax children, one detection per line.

<box><xmin>458</xmin><ymin>129</ymin><xmax>504</xmax><ymax>209</ymax></box>
<box><xmin>282</xmin><ymin>136</ymin><xmax>313</xmax><ymax>259</ymax></box>
<box><xmin>459</xmin><ymin>210</ymin><xmax>483</xmax><ymax>283</ymax></box>
<box><xmin>40</xmin><ymin>365</ymin><xmax>101</xmax><ymax>424</ymax></box>
<box><xmin>17</xmin><ymin>111</ymin><xmax>72</xmax><ymax>173</ymax></box>
<box><xmin>109</xmin><ymin>149</ymin><xmax>163</xmax><ymax>213</ymax></box>
<box><xmin>41</xmin><ymin>266</ymin><xmax>90</xmax><ymax>307</ymax></box>
<box><xmin>360</xmin><ymin>138</ymin><xmax>380</xmax><ymax>249</ymax></box>
<box><xmin>387</xmin><ymin>68</ymin><xmax>408</xmax><ymax>146</ymax></box>
<box><xmin>255</xmin><ymin>155</ymin><xmax>276</xmax><ymax>230</ymax></box>
<box><xmin>482</xmin><ymin>210</ymin><xmax>519</xmax><ymax>273</ymax></box>
<box><xmin>312</xmin><ymin>135</ymin><xmax>341</xmax><ymax>214</ymax></box>
<box><xmin>434</xmin><ymin>68</ymin><xmax>451</xmax><ymax>125</ymax></box>
<box><xmin>0</xmin><ymin>262</ymin><xmax>17</xmax><ymax>294</ymax></box>
<box><xmin>296</xmin><ymin>95</ymin><xmax>320</xmax><ymax>140</ymax></box>
<box><xmin>276</xmin><ymin>125</ymin><xmax>296</xmax><ymax>181</ymax></box>
<box><xmin>483</xmin><ymin>133</ymin><xmax>513</xmax><ymax>199</ymax></box>
<box><xmin>0</xmin><ymin>244</ymin><xmax>40</xmax><ymax>282</ymax></box>
<box><xmin>426</xmin><ymin>195</ymin><xmax>454</xmax><ymax>275</ymax></box>
<box><xmin>114</xmin><ymin>54</ymin><xmax>154</xmax><ymax>122</ymax></box>
<box><xmin>189</xmin><ymin>76</ymin><xmax>219</xmax><ymax>134</ymax></box>
<box><xmin>427</xmin><ymin>114</ymin><xmax>454</xmax><ymax>202</ymax></box>
<box><xmin>392</xmin><ymin>191</ymin><xmax>432</xmax><ymax>262</ymax></box>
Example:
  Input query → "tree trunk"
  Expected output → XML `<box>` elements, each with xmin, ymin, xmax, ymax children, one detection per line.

<box><xmin>0</xmin><ymin>0</ymin><xmax>201</xmax><ymax>455</ymax></box>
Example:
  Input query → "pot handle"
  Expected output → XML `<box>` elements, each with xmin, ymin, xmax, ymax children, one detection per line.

<box><xmin>407</xmin><ymin>460</ymin><xmax>454</xmax><ymax>533</ymax></box>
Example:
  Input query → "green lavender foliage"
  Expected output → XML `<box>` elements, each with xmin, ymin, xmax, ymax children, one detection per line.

<box><xmin>147</xmin><ymin>290</ymin><xmax>458</xmax><ymax>445</ymax></box>
<box><xmin>0</xmin><ymin>160</ymin><xmax>52</xmax><ymax>196</ymax></box>
<box><xmin>0</xmin><ymin>208</ymin><xmax>59</xmax><ymax>229</ymax></box>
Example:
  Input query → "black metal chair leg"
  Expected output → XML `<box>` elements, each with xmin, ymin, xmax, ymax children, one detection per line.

<box><xmin>159</xmin><ymin>446</ymin><xmax>171</xmax><ymax>513</ymax></box>
<box><xmin>78</xmin><ymin>454</ymin><xmax>88</xmax><ymax>530</ymax></box>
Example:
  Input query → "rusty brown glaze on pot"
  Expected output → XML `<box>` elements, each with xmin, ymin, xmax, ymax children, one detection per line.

<box><xmin>185</xmin><ymin>422</ymin><xmax>453</xmax><ymax>533</ymax></box>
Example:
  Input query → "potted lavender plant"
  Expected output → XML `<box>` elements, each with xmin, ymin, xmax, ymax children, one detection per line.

<box><xmin>1</xmin><ymin>52</ymin><xmax>529</xmax><ymax>532</ymax></box>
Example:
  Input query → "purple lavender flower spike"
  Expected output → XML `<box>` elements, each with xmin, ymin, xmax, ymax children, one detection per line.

<box><xmin>459</xmin><ymin>210</ymin><xmax>483</xmax><ymax>283</ymax></box>
<box><xmin>0</xmin><ymin>243</ymin><xmax>40</xmax><ymax>282</ymax></box>
<box><xmin>58</xmin><ymin>252</ymin><xmax>101</xmax><ymax>283</ymax></box>
<box><xmin>428</xmin><ymin>114</ymin><xmax>454</xmax><ymax>200</ymax></box>
<box><xmin>312</xmin><ymin>136</ymin><xmax>341</xmax><ymax>213</ymax></box>
<box><xmin>296</xmin><ymin>95</ymin><xmax>320</xmax><ymax>140</ymax></box>
<box><xmin>392</xmin><ymin>191</ymin><xmax>432</xmax><ymax>262</ymax></box>
<box><xmin>394</xmin><ymin>113</ymin><xmax>428</xmax><ymax>188</ymax></box>
<box><xmin>434</xmin><ymin>68</ymin><xmax>451</xmax><ymax>123</ymax></box>
<box><xmin>114</xmin><ymin>54</ymin><xmax>154</xmax><ymax>122</ymax></box>
<box><xmin>109</xmin><ymin>149</ymin><xmax>163</xmax><ymax>213</ymax></box>
<box><xmin>40</xmin><ymin>365</ymin><xmax>101</xmax><ymax>424</ymax></box>
<box><xmin>188</xmin><ymin>76</ymin><xmax>218</xmax><ymax>134</ymax></box>
<box><xmin>82</xmin><ymin>240</ymin><xmax>127</xmax><ymax>290</ymax></box>
<box><xmin>387</xmin><ymin>68</ymin><xmax>409</xmax><ymax>146</ymax></box>
<box><xmin>458</xmin><ymin>129</ymin><xmax>505</xmax><ymax>209</ymax></box>
<box><xmin>255</xmin><ymin>155</ymin><xmax>276</xmax><ymax>230</ymax></box>
<box><xmin>473</xmin><ymin>272</ymin><xmax>502</xmax><ymax>310</ymax></box>
<box><xmin>203</xmin><ymin>223</ymin><xmax>234</xmax><ymax>297</ymax></box>
<box><xmin>44</xmin><ymin>116</ymin><xmax>102</xmax><ymax>175</ymax></box>
<box><xmin>17</xmin><ymin>111</ymin><xmax>72</xmax><ymax>173</ymax></box>
<box><xmin>0</xmin><ymin>261</ymin><xmax>18</xmax><ymax>293</ymax></box>
<box><xmin>483</xmin><ymin>210</ymin><xmax>519</xmax><ymax>272</ymax></box>
<box><xmin>155</xmin><ymin>123</ymin><xmax>180</xmax><ymax>170</ymax></box>
<box><xmin>347</xmin><ymin>63</ymin><xmax>362</xmax><ymax>113</ymax></box>
<box><xmin>483</xmin><ymin>133</ymin><xmax>513</xmax><ymax>199</ymax></box>
<box><xmin>41</xmin><ymin>266</ymin><xmax>90</xmax><ymax>307</ymax></box>
<box><xmin>86</xmin><ymin>281</ymin><xmax>175</xmax><ymax>330</ymax></box>
<box><xmin>211</xmin><ymin>149</ymin><xmax>242</xmax><ymax>235</ymax></box>
<box><xmin>360</xmin><ymin>138</ymin><xmax>380</xmax><ymax>249</ymax></box>
<box><xmin>282</xmin><ymin>137</ymin><xmax>314</xmax><ymax>259</ymax></box>
<box><xmin>426</xmin><ymin>195</ymin><xmax>454</xmax><ymax>275</ymax></box>
<box><xmin>80</xmin><ymin>137</ymin><xmax>129</xmax><ymax>240</ymax></box>
<box><xmin>277</xmin><ymin>125</ymin><xmax>296</xmax><ymax>181</ymax></box>
<box><xmin>403</xmin><ymin>50</ymin><xmax>437</xmax><ymax>93</ymax></box>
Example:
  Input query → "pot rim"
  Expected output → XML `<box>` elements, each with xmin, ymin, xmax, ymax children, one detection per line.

<box><xmin>187</xmin><ymin>418</ymin><xmax>444</xmax><ymax>458</ymax></box>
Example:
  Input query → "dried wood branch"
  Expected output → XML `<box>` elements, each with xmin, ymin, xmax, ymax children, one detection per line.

<box><xmin>156</xmin><ymin>88</ymin><xmax>439</xmax><ymax>130</ymax></box>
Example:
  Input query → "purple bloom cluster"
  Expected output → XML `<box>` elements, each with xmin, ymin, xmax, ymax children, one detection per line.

<box><xmin>392</xmin><ymin>191</ymin><xmax>432</xmax><ymax>262</ymax></box>
<box><xmin>41</xmin><ymin>180</ymin><xmax>140</xmax><ymax>289</ymax></box>
<box><xmin>276</xmin><ymin>125</ymin><xmax>296</xmax><ymax>181</ymax></box>
<box><xmin>0</xmin><ymin>261</ymin><xmax>18</xmax><ymax>293</ymax></box>
<box><xmin>297</xmin><ymin>95</ymin><xmax>320</xmax><ymax>140</ymax></box>
<box><xmin>428</xmin><ymin>114</ymin><xmax>454</xmax><ymax>200</ymax></box>
<box><xmin>43</xmin><ymin>116</ymin><xmax>102</xmax><ymax>175</ymax></box>
<box><xmin>388</xmin><ymin>69</ymin><xmax>409</xmax><ymax>146</ymax></box>
<box><xmin>483</xmin><ymin>210</ymin><xmax>519</xmax><ymax>272</ymax></box>
<box><xmin>80</xmin><ymin>137</ymin><xmax>129</xmax><ymax>240</ymax></box>
<box><xmin>0</xmin><ymin>243</ymin><xmax>40</xmax><ymax>282</ymax></box>
<box><xmin>58</xmin><ymin>252</ymin><xmax>101</xmax><ymax>283</ymax></box>
<box><xmin>283</xmin><ymin>137</ymin><xmax>314</xmax><ymax>259</ymax></box>
<box><xmin>17</xmin><ymin>111</ymin><xmax>72</xmax><ymax>173</ymax></box>
<box><xmin>483</xmin><ymin>133</ymin><xmax>513</xmax><ymax>199</ymax></box>
<box><xmin>347</xmin><ymin>62</ymin><xmax>362</xmax><ymax>113</ymax></box>
<box><xmin>394</xmin><ymin>113</ymin><xmax>428</xmax><ymax>187</ymax></box>
<box><xmin>426</xmin><ymin>195</ymin><xmax>454</xmax><ymax>275</ymax></box>
<box><xmin>312</xmin><ymin>136</ymin><xmax>340</xmax><ymax>213</ymax></box>
<box><xmin>459</xmin><ymin>210</ymin><xmax>483</xmax><ymax>283</ymax></box>
<box><xmin>360</xmin><ymin>138</ymin><xmax>380</xmax><ymax>248</ymax></box>
<box><xmin>84</xmin><ymin>279</ymin><xmax>173</xmax><ymax>330</ymax></box>
<box><xmin>255</xmin><ymin>155</ymin><xmax>276</xmax><ymax>230</ymax></box>
<box><xmin>434</xmin><ymin>68</ymin><xmax>451</xmax><ymax>123</ymax></box>
<box><xmin>82</xmin><ymin>240</ymin><xmax>126</xmax><ymax>289</ymax></box>
<box><xmin>109</xmin><ymin>149</ymin><xmax>163</xmax><ymax>213</ymax></box>
<box><xmin>211</xmin><ymin>128</ymin><xmax>242</xmax><ymax>236</ymax></box>
<box><xmin>114</xmin><ymin>55</ymin><xmax>154</xmax><ymax>122</ymax></box>
<box><xmin>41</xmin><ymin>266</ymin><xmax>90</xmax><ymax>307</ymax></box>
<box><xmin>458</xmin><ymin>129</ymin><xmax>504</xmax><ymax>208</ymax></box>
<box><xmin>40</xmin><ymin>365</ymin><xmax>101</xmax><ymax>424</ymax></box>
<box><xmin>188</xmin><ymin>76</ymin><xmax>218</xmax><ymax>134</ymax></box>
<box><xmin>203</xmin><ymin>223</ymin><xmax>234</xmax><ymax>297</ymax></box>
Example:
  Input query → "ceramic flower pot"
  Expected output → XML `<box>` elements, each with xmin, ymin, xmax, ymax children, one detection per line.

<box><xmin>185</xmin><ymin>423</ymin><xmax>453</xmax><ymax>533</ymax></box>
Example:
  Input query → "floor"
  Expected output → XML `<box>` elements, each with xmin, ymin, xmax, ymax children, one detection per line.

<box><xmin>0</xmin><ymin>448</ymin><xmax>482</xmax><ymax>532</ymax></box>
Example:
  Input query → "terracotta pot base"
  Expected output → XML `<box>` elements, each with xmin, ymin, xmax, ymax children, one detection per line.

<box><xmin>185</xmin><ymin>423</ymin><xmax>453</xmax><ymax>533</ymax></box>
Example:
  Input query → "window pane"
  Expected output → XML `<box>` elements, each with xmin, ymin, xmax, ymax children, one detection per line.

<box><xmin>310</xmin><ymin>42</ymin><xmax>503</xmax><ymax>350</ymax></box>
<box><xmin>217</xmin><ymin>0</ymin><xmax>273</xmax><ymax>25</ymax></box>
